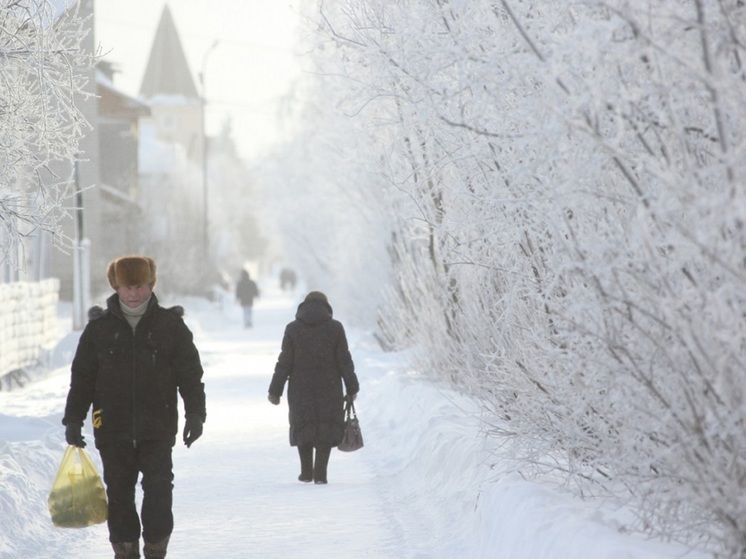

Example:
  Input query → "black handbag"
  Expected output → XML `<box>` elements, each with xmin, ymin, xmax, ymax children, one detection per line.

<box><xmin>338</xmin><ymin>398</ymin><xmax>364</xmax><ymax>452</ymax></box>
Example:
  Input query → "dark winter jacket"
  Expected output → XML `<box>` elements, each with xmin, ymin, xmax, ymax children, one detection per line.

<box><xmin>269</xmin><ymin>299</ymin><xmax>359</xmax><ymax>447</ymax></box>
<box><xmin>235</xmin><ymin>273</ymin><xmax>259</xmax><ymax>307</ymax></box>
<box><xmin>63</xmin><ymin>293</ymin><xmax>206</xmax><ymax>448</ymax></box>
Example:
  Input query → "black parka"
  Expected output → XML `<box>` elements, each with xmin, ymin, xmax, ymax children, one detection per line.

<box><xmin>235</xmin><ymin>272</ymin><xmax>259</xmax><ymax>306</ymax></box>
<box><xmin>63</xmin><ymin>293</ymin><xmax>206</xmax><ymax>448</ymax></box>
<box><xmin>269</xmin><ymin>299</ymin><xmax>359</xmax><ymax>447</ymax></box>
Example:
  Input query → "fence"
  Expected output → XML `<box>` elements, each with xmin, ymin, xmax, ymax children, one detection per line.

<box><xmin>0</xmin><ymin>278</ymin><xmax>60</xmax><ymax>389</ymax></box>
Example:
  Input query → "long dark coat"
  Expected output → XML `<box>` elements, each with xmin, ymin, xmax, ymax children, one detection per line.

<box><xmin>63</xmin><ymin>293</ymin><xmax>206</xmax><ymax>448</ymax></box>
<box><xmin>269</xmin><ymin>298</ymin><xmax>359</xmax><ymax>447</ymax></box>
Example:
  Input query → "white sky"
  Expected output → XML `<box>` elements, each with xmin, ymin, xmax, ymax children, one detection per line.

<box><xmin>94</xmin><ymin>0</ymin><xmax>304</xmax><ymax>160</ymax></box>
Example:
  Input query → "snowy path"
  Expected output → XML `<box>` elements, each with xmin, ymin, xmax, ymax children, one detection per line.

<box><xmin>66</xmin><ymin>289</ymin><xmax>404</xmax><ymax>558</ymax></box>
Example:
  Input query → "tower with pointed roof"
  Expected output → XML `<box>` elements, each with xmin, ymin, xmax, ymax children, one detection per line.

<box><xmin>139</xmin><ymin>4</ymin><xmax>202</xmax><ymax>163</ymax></box>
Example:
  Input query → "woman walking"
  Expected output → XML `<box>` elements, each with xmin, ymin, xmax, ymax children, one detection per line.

<box><xmin>268</xmin><ymin>291</ymin><xmax>359</xmax><ymax>484</ymax></box>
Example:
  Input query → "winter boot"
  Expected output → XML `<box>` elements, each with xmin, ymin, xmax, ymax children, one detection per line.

<box><xmin>143</xmin><ymin>535</ymin><xmax>170</xmax><ymax>559</ymax></box>
<box><xmin>112</xmin><ymin>541</ymin><xmax>140</xmax><ymax>559</ymax></box>
<box><xmin>313</xmin><ymin>445</ymin><xmax>331</xmax><ymax>484</ymax></box>
<box><xmin>298</xmin><ymin>444</ymin><xmax>313</xmax><ymax>482</ymax></box>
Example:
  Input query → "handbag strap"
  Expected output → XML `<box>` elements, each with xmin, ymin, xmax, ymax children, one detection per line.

<box><xmin>344</xmin><ymin>396</ymin><xmax>357</xmax><ymax>418</ymax></box>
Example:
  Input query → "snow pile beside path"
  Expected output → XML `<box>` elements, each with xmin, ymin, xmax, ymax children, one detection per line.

<box><xmin>0</xmin><ymin>302</ymin><xmax>86</xmax><ymax>559</ymax></box>
<box><xmin>0</xmin><ymin>437</ymin><xmax>62</xmax><ymax>557</ymax></box>
<box><xmin>356</xmin><ymin>334</ymin><xmax>710</xmax><ymax>559</ymax></box>
<box><xmin>474</xmin><ymin>476</ymin><xmax>710</xmax><ymax>559</ymax></box>
<box><xmin>0</xmin><ymin>370</ymin><xmax>95</xmax><ymax>559</ymax></box>
<box><xmin>360</xmin><ymin>356</ymin><xmax>488</xmax><ymax>557</ymax></box>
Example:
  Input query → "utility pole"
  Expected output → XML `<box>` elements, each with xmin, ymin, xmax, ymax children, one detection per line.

<box><xmin>72</xmin><ymin>159</ymin><xmax>90</xmax><ymax>330</ymax></box>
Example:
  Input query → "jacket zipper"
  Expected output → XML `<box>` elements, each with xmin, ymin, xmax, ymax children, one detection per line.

<box><xmin>131</xmin><ymin>326</ymin><xmax>138</xmax><ymax>449</ymax></box>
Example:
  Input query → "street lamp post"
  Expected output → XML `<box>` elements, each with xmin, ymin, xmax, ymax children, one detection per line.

<box><xmin>199</xmin><ymin>40</ymin><xmax>219</xmax><ymax>263</ymax></box>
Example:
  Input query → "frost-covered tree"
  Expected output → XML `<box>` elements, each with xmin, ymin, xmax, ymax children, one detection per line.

<box><xmin>0</xmin><ymin>0</ymin><xmax>94</xmax><ymax>267</ymax></box>
<box><xmin>261</xmin><ymin>0</ymin><xmax>746</xmax><ymax>554</ymax></box>
<box><xmin>256</xmin><ymin>52</ymin><xmax>394</xmax><ymax>324</ymax></box>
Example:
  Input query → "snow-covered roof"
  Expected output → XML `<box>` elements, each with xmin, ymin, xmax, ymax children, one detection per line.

<box><xmin>145</xmin><ymin>93</ymin><xmax>201</xmax><ymax>107</ymax></box>
<box><xmin>96</xmin><ymin>67</ymin><xmax>151</xmax><ymax>117</ymax></box>
<box><xmin>97</xmin><ymin>183</ymin><xmax>138</xmax><ymax>206</ymax></box>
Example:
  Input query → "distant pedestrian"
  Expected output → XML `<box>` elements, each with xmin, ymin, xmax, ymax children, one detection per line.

<box><xmin>279</xmin><ymin>267</ymin><xmax>297</xmax><ymax>291</ymax></box>
<box><xmin>235</xmin><ymin>269</ymin><xmax>259</xmax><ymax>328</ymax></box>
<box><xmin>62</xmin><ymin>255</ymin><xmax>206</xmax><ymax>559</ymax></box>
<box><xmin>268</xmin><ymin>291</ymin><xmax>359</xmax><ymax>484</ymax></box>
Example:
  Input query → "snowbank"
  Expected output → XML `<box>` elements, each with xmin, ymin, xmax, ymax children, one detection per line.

<box><xmin>356</xmin><ymin>338</ymin><xmax>709</xmax><ymax>559</ymax></box>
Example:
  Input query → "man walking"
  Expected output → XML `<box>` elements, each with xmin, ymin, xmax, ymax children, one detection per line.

<box><xmin>235</xmin><ymin>268</ymin><xmax>259</xmax><ymax>328</ymax></box>
<box><xmin>62</xmin><ymin>255</ymin><xmax>206</xmax><ymax>559</ymax></box>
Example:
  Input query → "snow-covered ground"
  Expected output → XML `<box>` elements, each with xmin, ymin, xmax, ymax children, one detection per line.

<box><xmin>0</xmin><ymin>284</ymin><xmax>711</xmax><ymax>558</ymax></box>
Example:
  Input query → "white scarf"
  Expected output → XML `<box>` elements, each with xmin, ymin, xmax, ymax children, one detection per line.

<box><xmin>120</xmin><ymin>296</ymin><xmax>151</xmax><ymax>332</ymax></box>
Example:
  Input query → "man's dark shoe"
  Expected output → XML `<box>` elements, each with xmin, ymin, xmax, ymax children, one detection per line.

<box><xmin>143</xmin><ymin>535</ymin><xmax>170</xmax><ymax>559</ymax></box>
<box><xmin>112</xmin><ymin>541</ymin><xmax>139</xmax><ymax>559</ymax></box>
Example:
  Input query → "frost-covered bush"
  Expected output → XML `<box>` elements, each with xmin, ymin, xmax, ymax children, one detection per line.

<box><xmin>260</xmin><ymin>0</ymin><xmax>746</xmax><ymax>555</ymax></box>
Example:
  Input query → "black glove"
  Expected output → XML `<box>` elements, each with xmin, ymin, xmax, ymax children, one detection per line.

<box><xmin>183</xmin><ymin>414</ymin><xmax>204</xmax><ymax>448</ymax></box>
<box><xmin>347</xmin><ymin>392</ymin><xmax>358</xmax><ymax>403</ymax></box>
<box><xmin>268</xmin><ymin>394</ymin><xmax>280</xmax><ymax>405</ymax></box>
<box><xmin>65</xmin><ymin>422</ymin><xmax>86</xmax><ymax>448</ymax></box>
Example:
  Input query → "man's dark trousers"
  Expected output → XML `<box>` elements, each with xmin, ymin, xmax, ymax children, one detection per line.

<box><xmin>98</xmin><ymin>440</ymin><xmax>174</xmax><ymax>544</ymax></box>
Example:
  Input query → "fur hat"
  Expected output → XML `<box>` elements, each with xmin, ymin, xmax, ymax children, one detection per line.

<box><xmin>304</xmin><ymin>291</ymin><xmax>328</xmax><ymax>304</ymax></box>
<box><xmin>107</xmin><ymin>256</ymin><xmax>157</xmax><ymax>289</ymax></box>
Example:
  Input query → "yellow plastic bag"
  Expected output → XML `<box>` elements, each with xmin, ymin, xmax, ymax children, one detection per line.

<box><xmin>48</xmin><ymin>446</ymin><xmax>108</xmax><ymax>528</ymax></box>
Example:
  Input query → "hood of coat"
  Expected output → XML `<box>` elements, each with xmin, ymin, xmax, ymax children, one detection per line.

<box><xmin>296</xmin><ymin>298</ymin><xmax>333</xmax><ymax>325</ymax></box>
